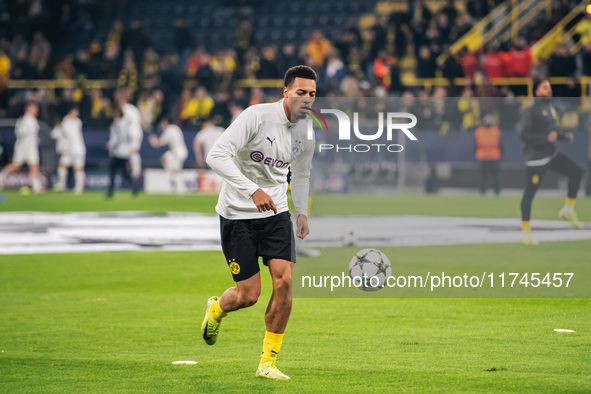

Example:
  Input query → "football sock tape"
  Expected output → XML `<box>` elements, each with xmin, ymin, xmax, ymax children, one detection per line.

<box><xmin>261</xmin><ymin>331</ymin><xmax>284</xmax><ymax>363</ymax></box>
<box><xmin>210</xmin><ymin>300</ymin><xmax>228</xmax><ymax>322</ymax></box>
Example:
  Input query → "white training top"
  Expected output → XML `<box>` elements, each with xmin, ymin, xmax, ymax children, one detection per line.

<box><xmin>50</xmin><ymin>124</ymin><xmax>66</xmax><ymax>154</ymax></box>
<box><xmin>206</xmin><ymin>100</ymin><xmax>314</xmax><ymax>220</ymax></box>
<box><xmin>122</xmin><ymin>103</ymin><xmax>143</xmax><ymax>146</ymax></box>
<box><xmin>194</xmin><ymin>126</ymin><xmax>225</xmax><ymax>159</ymax></box>
<box><xmin>15</xmin><ymin>114</ymin><xmax>40</xmax><ymax>149</ymax></box>
<box><xmin>109</xmin><ymin>118</ymin><xmax>130</xmax><ymax>159</ymax></box>
<box><xmin>160</xmin><ymin>124</ymin><xmax>188</xmax><ymax>160</ymax></box>
<box><xmin>59</xmin><ymin>115</ymin><xmax>86</xmax><ymax>156</ymax></box>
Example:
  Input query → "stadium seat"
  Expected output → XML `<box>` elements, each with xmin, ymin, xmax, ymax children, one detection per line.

<box><xmin>284</xmin><ymin>29</ymin><xmax>297</xmax><ymax>41</ymax></box>
<box><xmin>287</xmin><ymin>2</ymin><xmax>303</xmax><ymax>14</ymax></box>
<box><xmin>173</xmin><ymin>5</ymin><xmax>185</xmax><ymax>15</ymax></box>
<box><xmin>257</xmin><ymin>16</ymin><xmax>271</xmax><ymax>28</ymax></box>
<box><xmin>187</xmin><ymin>4</ymin><xmax>199</xmax><ymax>14</ymax></box>
<box><xmin>199</xmin><ymin>18</ymin><xmax>211</xmax><ymax>29</ymax></box>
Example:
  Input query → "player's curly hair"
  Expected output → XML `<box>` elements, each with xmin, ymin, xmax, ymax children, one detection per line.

<box><xmin>283</xmin><ymin>65</ymin><xmax>317</xmax><ymax>88</ymax></box>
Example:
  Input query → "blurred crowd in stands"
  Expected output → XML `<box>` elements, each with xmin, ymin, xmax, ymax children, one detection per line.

<box><xmin>0</xmin><ymin>0</ymin><xmax>589</xmax><ymax>130</ymax></box>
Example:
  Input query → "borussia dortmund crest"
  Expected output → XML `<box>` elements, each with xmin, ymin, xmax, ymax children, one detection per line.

<box><xmin>292</xmin><ymin>139</ymin><xmax>302</xmax><ymax>156</ymax></box>
<box><xmin>228</xmin><ymin>259</ymin><xmax>240</xmax><ymax>274</ymax></box>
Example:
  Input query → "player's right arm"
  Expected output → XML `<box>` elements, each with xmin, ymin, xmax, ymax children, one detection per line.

<box><xmin>206</xmin><ymin>107</ymin><xmax>275</xmax><ymax>213</ymax></box>
<box><xmin>14</xmin><ymin>117</ymin><xmax>28</xmax><ymax>139</ymax></box>
<box><xmin>193</xmin><ymin>136</ymin><xmax>205</xmax><ymax>168</ymax></box>
<box><xmin>14</xmin><ymin>118</ymin><xmax>22</xmax><ymax>138</ymax></box>
<box><xmin>51</xmin><ymin>122</ymin><xmax>66</xmax><ymax>155</ymax></box>
<box><xmin>107</xmin><ymin>122</ymin><xmax>118</xmax><ymax>151</ymax></box>
<box><xmin>251</xmin><ymin>188</ymin><xmax>277</xmax><ymax>214</ymax></box>
<box><xmin>125</xmin><ymin>106</ymin><xmax>143</xmax><ymax>152</ymax></box>
<box><xmin>50</xmin><ymin>122</ymin><xmax>62</xmax><ymax>140</ymax></box>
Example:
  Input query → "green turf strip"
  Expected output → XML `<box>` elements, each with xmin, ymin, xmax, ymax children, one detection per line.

<box><xmin>1</xmin><ymin>191</ymin><xmax>590</xmax><ymax>222</ymax></box>
<box><xmin>1</xmin><ymin>250</ymin><xmax>589</xmax><ymax>392</ymax></box>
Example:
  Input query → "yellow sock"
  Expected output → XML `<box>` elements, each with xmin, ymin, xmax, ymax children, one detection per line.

<box><xmin>209</xmin><ymin>300</ymin><xmax>228</xmax><ymax>322</ymax></box>
<box><xmin>565</xmin><ymin>197</ymin><xmax>576</xmax><ymax>207</ymax></box>
<box><xmin>260</xmin><ymin>331</ymin><xmax>284</xmax><ymax>363</ymax></box>
<box><xmin>522</xmin><ymin>221</ymin><xmax>531</xmax><ymax>232</ymax></box>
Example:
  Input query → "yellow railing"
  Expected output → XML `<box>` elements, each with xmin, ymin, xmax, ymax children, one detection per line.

<box><xmin>479</xmin><ymin>0</ymin><xmax>536</xmax><ymax>48</ymax></box>
<box><xmin>404</xmin><ymin>77</ymin><xmax>534</xmax><ymax>96</ymax></box>
<box><xmin>403</xmin><ymin>77</ymin><xmax>591</xmax><ymax>97</ymax></box>
<box><xmin>5</xmin><ymin>78</ymin><xmax>284</xmax><ymax>90</ymax></box>
<box><xmin>446</xmin><ymin>0</ymin><xmax>589</xmax><ymax>62</ymax></box>
<box><xmin>5</xmin><ymin>77</ymin><xmax>591</xmax><ymax>97</ymax></box>
<box><xmin>531</xmin><ymin>0</ymin><xmax>587</xmax><ymax>60</ymax></box>
<box><xmin>449</xmin><ymin>1</ymin><xmax>509</xmax><ymax>55</ymax></box>
<box><xmin>6</xmin><ymin>79</ymin><xmax>114</xmax><ymax>89</ymax></box>
<box><xmin>567</xmin><ymin>6</ymin><xmax>591</xmax><ymax>55</ymax></box>
<box><xmin>498</xmin><ymin>0</ymin><xmax>546</xmax><ymax>43</ymax></box>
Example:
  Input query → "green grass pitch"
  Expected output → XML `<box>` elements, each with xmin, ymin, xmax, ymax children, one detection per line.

<box><xmin>2</xmin><ymin>190</ymin><xmax>591</xmax><ymax>220</ymax></box>
<box><xmin>1</xmin><ymin>192</ymin><xmax>590</xmax><ymax>392</ymax></box>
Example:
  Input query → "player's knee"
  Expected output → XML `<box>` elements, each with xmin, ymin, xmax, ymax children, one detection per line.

<box><xmin>238</xmin><ymin>289</ymin><xmax>260</xmax><ymax>307</ymax></box>
<box><xmin>572</xmin><ymin>165</ymin><xmax>584</xmax><ymax>180</ymax></box>
<box><xmin>520</xmin><ymin>198</ymin><xmax>531</xmax><ymax>212</ymax></box>
<box><xmin>272</xmin><ymin>274</ymin><xmax>292</xmax><ymax>294</ymax></box>
<box><xmin>240</xmin><ymin>294</ymin><xmax>259</xmax><ymax>307</ymax></box>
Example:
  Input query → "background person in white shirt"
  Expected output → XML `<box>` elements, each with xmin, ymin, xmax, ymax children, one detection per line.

<box><xmin>193</xmin><ymin>119</ymin><xmax>224</xmax><ymax>168</ymax></box>
<box><xmin>52</xmin><ymin>107</ymin><xmax>86</xmax><ymax>194</ymax></box>
<box><xmin>149</xmin><ymin>117</ymin><xmax>188</xmax><ymax>194</ymax></box>
<box><xmin>116</xmin><ymin>90</ymin><xmax>143</xmax><ymax>181</ymax></box>
<box><xmin>0</xmin><ymin>102</ymin><xmax>43</xmax><ymax>193</ymax></box>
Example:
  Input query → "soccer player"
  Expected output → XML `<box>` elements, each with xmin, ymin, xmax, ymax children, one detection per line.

<box><xmin>519</xmin><ymin>79</ymin><xmax>584</xmax><ymax>245</ymax></box>
<box><xmin>149</xmin><ymin>117</ymin><xmax>188</xmax><ymax>194</ymax></box>
<box><xmin>116</xmin><ymin>91</ymin><xmax>143</xmax><ymax>182</ymax></box>
<box><xmin>201</xmin><ymin>65</ymin><xmax>317</xmax><ymax>380</ymax></box>
<box><xmin>106</xmin><ymin>110</ymin><xmax>139</xmax><ymax>198</ymax></box>
<box><xmin>0</xmin><ymin>102</ymin><xmax>43</xmax><ymax>193</ymax></box>
<box><xmin>193</xmin><ymin>119</ymin><xmax>224</xmax><ymax>168</ymax></box>
<box><xmin>52</xmin><ymin>107</ymin><xmax>86</xmax><ymax>194</ymax></box>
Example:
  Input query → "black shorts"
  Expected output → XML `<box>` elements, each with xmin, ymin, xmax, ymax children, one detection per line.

<box><xmin>220</xmin><ymin>211</ymin><xmax>296</xmax><ymax>282</ymax></box>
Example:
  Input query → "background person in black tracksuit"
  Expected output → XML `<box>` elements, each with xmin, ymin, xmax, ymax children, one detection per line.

<box><xmin>518</xmin><ymin>79</ymin><xmax>584</xmax><ymax>245</ymax></box>
<box><xmin>106</xmin><ymin>109</ymin><xmax>139</xmax><ymax>198</ymax></box>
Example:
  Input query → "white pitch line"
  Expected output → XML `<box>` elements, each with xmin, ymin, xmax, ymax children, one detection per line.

<box><xmin>0</xmin><ymin>213</ymin><xmax>589</xmax><ymax>254</ymax></box>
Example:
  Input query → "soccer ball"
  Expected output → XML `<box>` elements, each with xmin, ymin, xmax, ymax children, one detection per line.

<box><xmin>348</xmin><ymin>248</ymin><xmax>392</xmax><ymax>292</ymax></box>
<box><xmin>341</xmin><ymin>229</ymin><xmax>359</xmax><ymax>247</ymax></box>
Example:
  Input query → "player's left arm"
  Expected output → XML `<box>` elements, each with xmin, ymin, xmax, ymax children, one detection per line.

<box><xmin>556</xmin><ymin>129</ymin><xmax>574</xmax><ymax>142</ymax></box>
<box><xmin>290</xmin><ymin>137</ymin><xmax>314</xmax><ymax>239</ymax></box>
<box><xmin>150</xmin><ymin>127</ymin><xmax>169</xmax><ymax>149</ymax></box>
<box><xmin>193</xmin><ymin>137</ymin><xmax>205</xmax><ymax>168</ymax></box>
<box><xmin>149</xmin><ymin>133</ymin><xmax>162</xmax><ymax>148</ymax></box>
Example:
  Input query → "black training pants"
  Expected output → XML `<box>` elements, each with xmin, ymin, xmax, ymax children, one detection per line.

<box><xmin>479</xmin><ymin>160</ymin><xmax>500</xmax><ymax>195</ymax></box>
<box><xmin>107</xmin><ymin>157</ymin><xmax>137</xmax><ymax>197</ymax></box>
<box><xmin>520</xmin><ymin>153</ymin><xmax>583</xmax><ymax>222</ymax></box>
